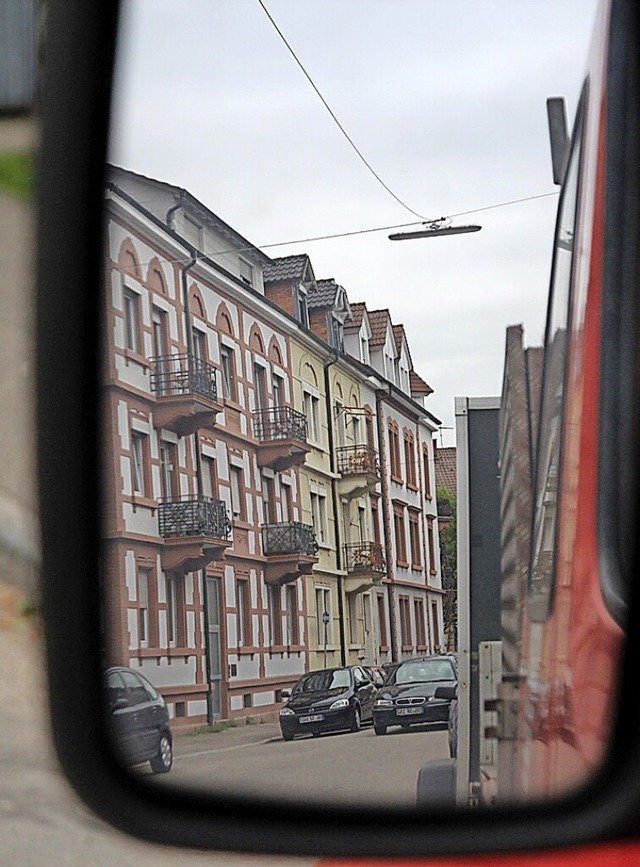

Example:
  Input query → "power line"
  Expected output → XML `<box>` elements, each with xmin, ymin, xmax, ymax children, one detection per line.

<box><xmin>256</xmin><ymin>0</ymin><xmax>432</xmax><ymax>221</ymax></box>
<box><xmin>124</xmin><ymin>190</ymin><xmax>559</xmax><ymax>269</ymax></box>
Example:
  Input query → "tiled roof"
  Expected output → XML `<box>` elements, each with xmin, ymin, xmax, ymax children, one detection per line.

<box><xmin>392</xmin><ymin>324</ymin><xmax>406</xmax><ymax>354</ymax></box>
<box><xmin>409</xmin><ymin>370</ymin><xmax>433</xmax><ymax>395</ymax></box>
<box><xmin>263</xmin><ymin>254</ymin><xmax>312</xmax><ymax>284</ymax></box>
<box><xmin>345</xmin><ymin>301</ymin><xmax>366</xmax><ymax>329</ymax></box>
<box><xmin>434</xmin><ymin>446</ymin><xmax>457</xmax><ymax>495</ymax></box>
<box><xmin>368</xmin><ymin>309</ymin><xmax>392</xmax><ymax>347</ymax></box>
<box><xmin>309</xmin><ymin>278</ymin><xmax>339</xmax><ymax>309</ymax></box>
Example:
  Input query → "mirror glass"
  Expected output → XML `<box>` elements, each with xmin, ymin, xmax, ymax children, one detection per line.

<box><xmin>102</xmin><ymin>0</ymin><xmax>618</xmax><ymax>809</ymax></box>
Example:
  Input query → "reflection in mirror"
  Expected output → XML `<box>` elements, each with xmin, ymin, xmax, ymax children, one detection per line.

<box><xmin>101</xmin><ymin>0</ymin><xmax>622</xmax><ymax>810</ymax></box>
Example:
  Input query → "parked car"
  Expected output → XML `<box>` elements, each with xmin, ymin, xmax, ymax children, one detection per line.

<box><xmin>372</xmin><ymin>656</ymin><xmax>458</xmax><ymax>735</ymax></box>
<box><xmin>279</xmin><ymin>666</ymin><xmax>377</xmax><ymax>741</ymax></box>
<box><xmin>105</xmin><ymin>667</ymin><xmax>173</xmax><ymax>774</ymax></box>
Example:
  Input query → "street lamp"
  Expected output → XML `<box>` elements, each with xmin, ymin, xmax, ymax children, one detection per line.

<box><xmin>389</xmin><ymin>218</ymin><xmax>481</xmax><ymax>241</ymax></box>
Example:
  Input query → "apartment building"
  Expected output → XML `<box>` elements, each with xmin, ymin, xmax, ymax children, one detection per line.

<box><xmin>102</xmin><ymin>166</ymin><xmax>445</xmax><ymax>729</ymax></box>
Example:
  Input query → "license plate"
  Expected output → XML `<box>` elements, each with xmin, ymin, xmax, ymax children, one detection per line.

<box><xmin>299</xmin><ymin>714</ymin><xmax>324</xmax><ymax>723</ymax></box>
<box><xmin>397</xmin><ymin>707</ymin><xmax>424</xmax><ymax>716</ymax></box>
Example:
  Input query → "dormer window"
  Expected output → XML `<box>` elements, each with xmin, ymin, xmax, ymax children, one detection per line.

<box><xmin>296</xmin><ymin>286</ymin><xmax>309</xmax><ymax>327</ymax></box>
<box><xmin>360</xmin><ymin>334</ymin><xmax>370</xmax><ymax>364</ymax></box>
<box><xmin>239</xmin><ymin>258</ymin><xmax>253</xmax><ymax>287</ymax></box>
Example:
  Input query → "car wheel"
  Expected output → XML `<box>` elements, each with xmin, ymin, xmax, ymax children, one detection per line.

<box><xmin>150</xmin><ymin>734</ymin><xmax>173</xmax><ymax>774</ymax></box>
<box><xmin>374</xmin><ymin>722</ymin><xmax>387</xmax><ymax>735</ymax></box>
<box><xmin>350</xmin><ymin>705</ymin><xmax>361</xmax><ymax>733</ymax></box>
<box><xmin>282</xmin><ymin>731</ymin><xmax>294</xmax><ymax>741</ymax></box>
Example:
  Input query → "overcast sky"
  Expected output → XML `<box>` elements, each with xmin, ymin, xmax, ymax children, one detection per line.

<box><xmin>110</xmin><ymin>0</ymin><xmax>598</xmax><ymax>446</ymax></box>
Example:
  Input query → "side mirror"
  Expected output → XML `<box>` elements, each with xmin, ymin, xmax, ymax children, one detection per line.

<box><xmin>280</xmin><ymin>690</ymin><xmax>291</xmax><ymax>700</ymax></box>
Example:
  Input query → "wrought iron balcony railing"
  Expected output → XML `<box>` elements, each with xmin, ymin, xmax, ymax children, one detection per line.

<box><xmin>261</xmin><ymin>522</ymin><xmax>318</xmax><ymax>558</ymax></box>
<box><xmin>336</xmin><ymin>444</ymin><xmax>379</xmax><ymax>477</ymax></box>
<box><xmin>252</xmin><ymin>406</ymin><xmax>308</xmax><ymax>443</ymax></box>
<box><xmin>158</xmin><ymin>495</ymin><xmax>232</xmax><ymax>540</ymax></box>
<box><xmin>343</xmin><ymin>541</ymin><xmax>386</xmax><ymax>575</ymax></box>
<box><xmin>150</xmin><ymin>353</ymin><xmax>219</xmax><ymax>404</ymax></box>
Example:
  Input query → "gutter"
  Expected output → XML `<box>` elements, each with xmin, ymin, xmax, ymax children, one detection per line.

<box><xmin>375</xmin><ymin>385</ymin><xmax>398</xmax><ymax>662</ymax></box>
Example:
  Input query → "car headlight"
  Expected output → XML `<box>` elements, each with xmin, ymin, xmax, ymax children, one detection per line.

<box><xmin>329</xmin><ymin>698</ymin><xmax>349</xmax><ymax>709</ymax></box>
<box><xmin>279</xmin><ymin>707</ymin><xmax>295</xmax><ymax>716</ymax></box>
<box><xmin>374</xmin><ymin>699</ymin><xmax>393</xmax><ymax>707</ymax></box>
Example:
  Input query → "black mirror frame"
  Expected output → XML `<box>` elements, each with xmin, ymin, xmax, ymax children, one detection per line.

<box><xmin>37</xmin><ymin>0</ymin><xmax>640</xmax><ymax>856</ymax></box>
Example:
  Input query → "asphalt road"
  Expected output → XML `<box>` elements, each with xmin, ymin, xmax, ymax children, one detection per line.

<box><xmin>155</xmin><ymin>720</ymin><xmax>450</xmax><ymax>809</ymax></box>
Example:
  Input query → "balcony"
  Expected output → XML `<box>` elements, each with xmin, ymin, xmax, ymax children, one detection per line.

<box><xmin>158</xmin><ymin>495</ymin><xmax>231</xmax><ymax>573</ymax></box>
<box><xmin>252</xmin><ymin>406</ymin><xmax>310</xmax><ymax>471</ymax></box>
<box><xmin>336</xmin><ymin>445</ymin><xmax>380</xmax><ymax>499</ymax></box>
<box><xmin>261</xmin><ymin>521</ymin><xmax>318</xmax><ymax>585</ymax></box>
<box><xmin>150</xmin><ymin>354</ymin><xmax>223</xmax><ymax>435</ymax></box>
<box><xmin>343</xmin><ymin>541</ymin><xmax>386</xmax><ymax>594</ymax></box>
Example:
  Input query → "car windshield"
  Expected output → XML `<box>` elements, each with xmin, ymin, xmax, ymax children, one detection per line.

<box><xmin>391</xmin><ymin>660</ymin><xmax>456</xmax><ymax>685</ymax></box>
<box><xmin>293</xmin><ymin>669</ymin><xmax>351</xmax><ymax>694</ymax></box>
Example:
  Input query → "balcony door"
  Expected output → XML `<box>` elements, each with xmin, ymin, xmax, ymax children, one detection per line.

<box><xmin>254</xmin><ymin>363</ymin><xmax>268</xmax><ymax>413</ymax></box>
<box><xmin>152</xmin><ymin>307</ymin><xmax>169</xmax><ymax>393</ymax></box>
<box><xmin>160</xmin><ymin>442</ymin><xmax>179</xmax><ymax>501</ymax></box>
<box><xmin>363</xmin><ymin>593</ymin><xmax>376</xmax><ymax>664</ymax></box>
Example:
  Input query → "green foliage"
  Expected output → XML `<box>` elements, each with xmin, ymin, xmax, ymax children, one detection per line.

<box><xmin>0</xmin><ymin>151</ymin><xmax>35</xmax><ymax>201</ymax></box>
<box><xmin>437</xmin><ymin>486</ymin><xmax>457</xmax><ymax>641</ymax></box>
<box><xmin>188</xmin><ymin>719</ymin><xmax>239</xmax><ymax>736</ymax></box>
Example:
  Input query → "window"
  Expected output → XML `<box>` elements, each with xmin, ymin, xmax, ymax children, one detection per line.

<box><xmin>409</xmin><ymin>511</ymin><xmax>422</xmax><ymax>569</ymax></box>
<box><xmin>360</xmin><ymin>334</ymin><xmax>369</xmax><ymax>364</ymax></box>
<box><xmin>357</xmin><ymin>504</ymin><xmax>367</xmax><ymax>541</ymax></box>
<box><xmin>310</xmin><ymin>491</ymin><xmax>327</xmax><ymax>544</ymax></box>
<box><xmin>281</xmin><ymin>480</ymin><xmax>293</xmax><ymax>523</ymax></box>
<box><xmin>230</xmin><ymin>466</ymin><xmax>245</xmax><ymax>521</ymax></box>
<box><xmin>389</xmin><ymin>422</ymin><xmax>401</xmax><ymax>481</ymax></box>
<box><xmin>254</xmin><ymin>363</ymin><xmax>267</xmax><ymax>412</ymax></box>
<box><xmin>404</xmin><ymin>432</ymin><xmax>417</xmax><ymax>488</ymax></box>
<box><xmin>414</xmin><ymin>599</ymin><xmax>427</xmax><ymax>648</ymax></box>
<box><xmin>123</xmin><ymin>287</ymin><xmax>140</xmax><ymax>353</ymax></box>
<box><xmin>165</xmin><ymin>573</ymin><xmax>185</xmax><ymax>647</ymax></box>
<box><xmin>427</xmin><ymin>517</ymin><xmax>436</xmax><ymax>575</ymax></box>
<box><xmin>151</xmin><ymin>306</ymin><xmax>168</xmax><ymax>359</ymax></box>
<box><xmin>315</xmin><ymin>586</ymin><xmax>331</xmax><ymax>646</ymax></box>
<box><xmin>239</xmin><ymin>258</ymin><xmax>253</xmax><ymax>286</ymax></box>
<box><xmin>348</xmin><ymin>593</ymin><xmax>360</xmax><ymax>645</ymax></box>
<box><xmin>431</xmin><ymin>601</ymin><xmax>441</xmax><ymax>652</ymax></box>
<box><xmin>399</xmin><ymin>596</ymin><xmax>412</xmax><ymax>648</ymax></box>
<box><xmin>394</xmin><ymin>506</ymin><xmax>408</xmax><ymax>566</ymax></box>
<box><xmin>236</xmin><ymin>579</ymin><xmax>252</xmax><ymax>647</ymax></box>
<box><xmin>371</xmin><ymin>497</ymin><xmax>381</xmax><ymax>545</ymax></box>
<box><xmin>377</xmin><ymin>593</ymin><xmax>388</xmax><ymax>649</ymax></box>
<box><xmin>272</xmin><ymin>373</ymin><xmax>283</xmax><ymax>408</ymax></box>
<box><xmin>160</xmin><ymin>441</ymin><xmax>178</xmax><ymax>500</ymax></box>
<box><xmin>220</xmin><ymin>345</ymin><xmax>237</xmax><ymax>401</ymax></box>
<box><xmin>303</xmin><ymin>390</ymin><xmax>320</xmax><ymax>443</ymax></box>
<box><xmin>269</xmin><ymin>585</ymin><xmax>282</xmax><ymax>646</ymax></box>
<box><xmin>262</xmin><ymin>474</ymin><xmax>276</xmax><ymax>523</ymax></box>
<box><xmin>192</xmin><ymin>327</ymin><xmax>207</xmax><ymax>361</ymax></box>
<box><xmin>201</xmin><ymin>455</ymin><xmax>218</xmax><ymax>499</ymax></box>
<box><xmin>423</xmin><ymin>446</ymin><xmax>432</xmax><ymax>499</ymax></box>
<box><xmin>334</xmin><ymin>402</ymin><xmax>346</xmax><ymax>446</ymax></box>
<box><xmin>130</xmin><ymin>431</ymin><xmax>148</xmax><ymax>496</ymax></box>
<box><xmin>137</xmin><ymin>567</ymin><xmax>150</xmax><ymax>646</ymax></box>
<box><xmin>286</xmin><ymin>584</ymin><xmax>299</xmax><ymax>645</ymax></box>
<box><xmin>296</xmin><ymin>287</ymin><xmax>309</xmax><ymax>327</ymax></box>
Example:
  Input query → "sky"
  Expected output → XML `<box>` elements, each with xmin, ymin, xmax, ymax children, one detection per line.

<box><xmin>109</xmin><ymin>0</ymin><xmax>598</xmax><ymax>446</ymax></box>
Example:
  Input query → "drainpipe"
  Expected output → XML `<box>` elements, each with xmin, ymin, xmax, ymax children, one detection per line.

<box><xmin>415</xmin><ymin>416</ymin><xmax>434</xmax><ymax>654</ymax></box>
<box><xmin>375</xmin><ymin>387</ymin><xmax>398</xmax><ymax>662</ymax></box>
<box><xmin>323</xmin><ymin>354</ymin><xmax>346</xmax><ymax>667</ymax></box>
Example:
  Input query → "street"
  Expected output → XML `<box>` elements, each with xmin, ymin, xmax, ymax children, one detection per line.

<box><xmin>154</xmin><ymin>721</ymin><xmax>450</xmax><ymax>808</ymax></box>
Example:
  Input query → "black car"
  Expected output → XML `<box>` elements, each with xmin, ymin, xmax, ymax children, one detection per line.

<box><xmin>279</xmin><ymin>666</ymin><xmax>377</xmax><ymax>740</ymax></box>
<box><xmin>372</xmin><ymin>656</ymin><xmax>458</xmax><ymax>735</ymax></box>
<box><xmin>105</xmin><ymin>667</ymin><xmax>173</xmax><ymax>773</ymax></box>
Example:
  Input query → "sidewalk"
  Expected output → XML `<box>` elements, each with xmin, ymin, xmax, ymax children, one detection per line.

<box><xmin>175</xmin><ymin>720</ymin><xmax>283</xmax><ymax>757</ymax></box>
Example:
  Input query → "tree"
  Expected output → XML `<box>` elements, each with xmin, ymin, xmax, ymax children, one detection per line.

<box><xmin>436</xmin><ymin>486</ymin><xmax>457</xmax><ymax>649</ymax></box>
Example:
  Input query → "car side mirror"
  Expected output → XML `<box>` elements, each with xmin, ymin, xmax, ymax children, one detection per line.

<box><xmin>280</xmin><ymin>690</ymin><xmax>290</xmax><ymax>699</ymax></box>
<box><xmin>434</xmin><ymin>686</ymin><xmax>457</xmax><ymax>701</ymax></box>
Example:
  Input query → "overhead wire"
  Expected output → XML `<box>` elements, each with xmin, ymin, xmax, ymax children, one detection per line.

<box><xmin>256</xmin><ymin>0</ymin><xmax>433</xmax><ymax>221</ymax></box>
<box><xmin>121</xmin><ymin>190</ymin><xmax>559</xmax><ymax>269</ymax></box>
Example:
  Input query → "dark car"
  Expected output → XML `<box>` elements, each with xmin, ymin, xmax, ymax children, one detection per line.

<box><xmin>434</xmin><ymin>684</ymin><xmax>458</xmax><ymax>757</ymax></box>
<box><xmin>372</xmin><ymin>656</ymin><xmax>458</xmax><ymax>735</ymax></box>
<box><xmin>279</xmin><ymin>666</ymin><xmax>377</xmax><ymax>741</ymax></box>
<box><xmin>105</xmin><ymin>667</ymin><xmax>173</xmax><ymax>773</ymax></box>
